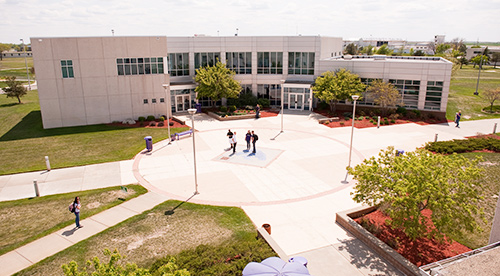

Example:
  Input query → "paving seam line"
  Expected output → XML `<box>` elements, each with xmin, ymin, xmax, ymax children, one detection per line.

<box><xmin>13</xmin><ymin>250</ymin><xmax>34</xmax><ymax>265</ymax></box>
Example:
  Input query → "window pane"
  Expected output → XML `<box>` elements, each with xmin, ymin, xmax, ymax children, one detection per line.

<box><xmin>117</xmin><ymin>65</ymin><xmax>124</xmax><ymax>75</ymax></box>
<box><xmin>61</xmin><ymin>60</ymin><xmax>67</xmax><ymax>66</ymax></box>
<box><xmin>62</xmin><ymin>68</ymin><xmax>68</xmax><ymax>78</ymax></box>
<box><xmin>68</xmin><ymin>67</ymin><xmax>74</xmax><ymax>78</ymax></box>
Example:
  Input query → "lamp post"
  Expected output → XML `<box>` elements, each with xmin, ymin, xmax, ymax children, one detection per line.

<box><xmin>20</xmin><ymin>39</ymin><xmax>31</xmax><ymax>91</ymax></box>
<box><xmin>188</xmin><ymin>108</ymin><xmax>199</xmax><ymax>195</ymax></box>
<box><xmin>162</xmin><ymin>84</ymin><xmax>172</xmax><ymax>143</ymax></box>
<box><xmin>280</xmin><ymin>79</ymin><xmax>285</xmax><ymax>133</ymax></box>
<box><xmin>347</xmin><ymin>95</ymin><xmax>360</xmax><ymax>170</ymax></box>
<box><xmin>474</xmin><ymin>51</ymin><xmax>485</xmax><ymax>96</ymax></box>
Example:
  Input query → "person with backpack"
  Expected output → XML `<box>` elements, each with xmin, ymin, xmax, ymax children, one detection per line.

<box><xmin>72</xmin><ymin>196</ymin><xmax>83</xmax><ymax>228</ymax></box>
<box><xmin>245</xmin><ymin>130</ymin><xmax>252</xmax><ymax>150</ymax></box>
<box><xmin>251</xmin><ymin>131</ymin><xmax>258</xmax><ymax>153</ymax></box>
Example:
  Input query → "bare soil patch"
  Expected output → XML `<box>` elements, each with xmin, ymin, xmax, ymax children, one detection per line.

<box><xmin>355</xmin><ymin>209</ymin><xmax>470</xmax><ymax>267</ymax></box>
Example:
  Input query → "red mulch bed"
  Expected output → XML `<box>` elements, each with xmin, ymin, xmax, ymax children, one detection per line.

<box><xmin>109</xmin><ymin>119</ymin><xmax>188</xmax><ymax>129</ymax></box>
<box><xmin>354</xmin><ymin>209</ymin><xmax>470</xmax><ymax>266</ymax></box>
<box><xmin>259</xmin><ymin>110</ymin><xmax>279</xmax><ymax>118</ymax></box>
<box><xmin>314</xmin><ymin>110</ymin><xmax>449</xmax><ymax>129</ymax></box>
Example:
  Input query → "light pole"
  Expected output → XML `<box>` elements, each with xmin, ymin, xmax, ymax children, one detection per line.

<box><xmin>20</xmin><ymin>39</ymin><xmax>31</xmax><ymax>91</ymax></box>
<box><xmin>347</xmin><ymin>95</ymin><xmax>360</xmax><ymax>170</ymax></box>
<box><xmin>188</xmin><ymin>108</ymin><xmax>199</xmax><ymax>195</ymax></box>
<box><xmin>474</xmin><ymin>50</ymin><xmax>485</xmax><ymax>95</ymax></box>
<box><xmin>280</xmin><ymin>79</ymin><xmax>285</xmax><ymax>133</ymax></box>
<box><xmin>162</xmin><ymin>84</ymin><xmax>171</xmax><ymax>143</ymax></box>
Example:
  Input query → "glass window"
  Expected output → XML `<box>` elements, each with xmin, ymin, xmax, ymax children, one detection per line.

<box><xmin>288</xmin><ymin>52</ymin><xmax>315</xmax><ymax>75</ymax></box>
<box><xmin>152</xmin><ymin>98</ymin><xmax>157</xmax><ymax>103</ymax></box>
<box><xmin>117</xmin><ymin>57</ymin><xmax>165</xmax><ymax>76</ymax></box>
<box><xmin>226</xmin><ymin>52</ymin><xmax>252</xmax><ymax>74</ymax></box>
<box><xmin>194</xmin><ymin>52</ymin><xmax>220</xmax><ymax>70</ymax></box>
<box><xmin>61</xmin><ymin>60</ymin><xmax>74</xmax><ymax>78</ymax></box>
<box><xmin>258</xmin><ymin>52</ymin><xmax>283</xmax><ymax>75</ymax></box>
<box><xmin>143</xmin><ymin>99</ymin><xmax>148</xmax><ymax>104</ymax></box>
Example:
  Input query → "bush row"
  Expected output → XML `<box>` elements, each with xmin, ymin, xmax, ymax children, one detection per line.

<box><xmin>425</xmin><ymin>137</ymin><xmax>500</xmax><ymax>154</ymax></box>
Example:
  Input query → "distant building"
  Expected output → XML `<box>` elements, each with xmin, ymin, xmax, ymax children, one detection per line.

<box><xmin>466</xmin><ymin>46</ymin><xmax>500</xmax><ymax>60</ymax></box>
<box><xmin>1</xmin><ymin>49</ymin><xmax>32</xmax><ymax>58</ymax></box>
<box><xmin>434</xmin><ymin>35</ymin><xmax>446</xmax><ymax>45</ymax></box>
<box><xmin>31</xmin><ymin>36</ymin><xmax>452</xmax><ymax>129</ymax></box>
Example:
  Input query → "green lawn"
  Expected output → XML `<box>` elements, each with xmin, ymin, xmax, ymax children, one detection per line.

<box><xmin>15</xmin><ymin>200</ymin><xmax>276</xmax><ymax>276</ymax></box>
<box><xmin>447</xmin><ymin>65</ymin><xmax>500</xmax><ymax>121</ymax></box>
<box><xmin>444</xmin><ymin>152</ymin><xmax>500</xmax><ymax>249</ymax></box>
<box><xmin>0</xmin><ymin>185</ymin><xmax>147</xmax><ymax>256</ymax></box>
<box><xmin>0</xmin><ymin>90</ymin><xmax>188</xmax><ymax>175</ymax></box>
<box><xmin>0</xmin><ymin>57</ymin><xmax>35</xmax><ymax>80</ymax></box>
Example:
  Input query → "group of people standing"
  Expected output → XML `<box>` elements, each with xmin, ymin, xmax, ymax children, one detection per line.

<box><xmin>227</xmin><ymin>129</ymin><xmax>259</xmax><ymax>154</ymax></box>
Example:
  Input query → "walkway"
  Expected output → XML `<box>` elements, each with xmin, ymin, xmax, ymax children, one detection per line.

<box><xmin>0</xmin><ymin>112</ymin><xmax>499</xmax><ymax>276</ymax></box>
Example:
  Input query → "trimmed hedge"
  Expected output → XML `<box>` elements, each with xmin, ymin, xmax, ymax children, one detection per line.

<box><xmin>425</xmin><ymin>137</ymin><xmax>500</xmax><ymax>154</ymax></box>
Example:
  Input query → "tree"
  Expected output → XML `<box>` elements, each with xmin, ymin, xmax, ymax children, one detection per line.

<box><xmin>482</xmin><ymin>87</ymin><xmax>500</xmax><ymax>112</ymax></box>
<box><xmin>435</xmin><ymin>43</ymin><xmax>451</xmax><ymax>55</ymax></box>
<box><xmin>458</xmin><ymin>56</ymin><xmax>469</xmax><ymax>69</ymax></box>
<box><xmin>312</xmin><ymin>69</ymin><xmax>366</xmax><ymax>113</ymax></box>
<box><xmin>471</xmin><ymin>55</ymin><xmax>489</xmax><ymax>69</ymax></box>
<box><xmin>194</xmin><ymin>61</ymin><xmax>241</xmax><ymax>107</ymax></box>
<box><xmin>375</xmin><ymin>45</ymin><xmax>392</xmax><ymax>55</ymax></box>
<box><xmin>3</xmin><ymin>76</ymin><xmax>27</xmax><ymax>104</ymax></box>
<box><xmin>61</xmin><ymin>249</ymin><xmax>190</xmax><ymax>276</ymax></box>
<box><xmin>360</xmin><ymin>45</ymin><xmax>374</xmax><ymax>55</ymax></box>
<box><xmin>344</xmin><ymin>43</ymin><xmax>358</xmax><ymax>55</ymax></box>
<box><xmin>414</xmin><ymin>50</ymin><xmax>425</xmax><ymax>56</ymax></box>
<box><xmin>491</xmin><ymin>52</ymin><xmax>500</xmax><ymax>68</ymax></box>
<box><xmin>365</xmin><ymin>80</ymin><xmax>402</xmax><ymax>115</ymax></box>
<box><xmin>348</xmin><ymin>146</ymin><xmax>485</xmax><ymax>241</ymax></box>
<box><xmin>0</xmin><ymin>43</ymin><xmax>11</xmax><ymax>61</ymax></box>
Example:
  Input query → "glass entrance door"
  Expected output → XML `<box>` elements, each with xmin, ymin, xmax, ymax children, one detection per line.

<box><xmin>288</xmin><ymin>93</ymin><xmax>304</xmax><ymax>110</ymax></box>
<box><xmin>176</xmin><ymin>95</ymin><xmax>191</xmax><ymax>112</ymax></box>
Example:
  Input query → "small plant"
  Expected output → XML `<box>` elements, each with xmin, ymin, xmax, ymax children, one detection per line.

<box><xmin>229</xmin><ymin>105</ymin><xmax>237</xmax><ymax>112</ymax></box>
<box><xmin>358</xmin><ymin>116</ymin><xmax>364</xmax><ymax>120</ymax></box>
<box><xmin>390</xmin><ymin>119</ymin><xmax>396</xmax><ymax>124</ymax></box>
<box><xmin>149</xmin><ymin>121</ymin><xmax>157</xmax><ymax>126</ymax></box>
<box><xmin>138</xmin><ymin>116</ymin><xmax>146</xmax><ymax>122</ymax></box>
<box><xmin>389</xmin><ymin>113</ymin><xmax>399</xmax><ymax>120</ymax></box>
<box><xmin>369</xmin><ymin>119</ymin><xmax>374</xmax><ymax>123</ymax></box>
<box><xmin>340</xmin><ymin>121</ymin><xmax>345</xmax><ymax>126</ymax></box>
<box><xmin>169</xmin><ymin>122</ymin><xmax>174</xmax><ymax>126</ymax></box>
<box><xmin>219</xmin><ymin>106</ymin><xmax>228</xmax><ymax>112</ymax></box>
<box><xmin>146</xmin><ymin>115</ymin><xmax>155</xmax><ymax>121</ymax></box>
<box><xmin>158</xmin><ymin>122</ymin><xmax>164</xmax><ymax>127</ymax></box>
<box><xmin>159</xmin><ymin>116</ymin><xmax>165</xmax><ymax>122</ymax></box>
<box><xmin>386</xmin><ymin>237</ymin><xmax>399</xmax><ymax>250</ymax></box>
<box><xmin>365</xmin><ymin>116</ymin><xmax>370</xmax><ymax>120</ymax></box>
<box><xmin>396</xmin><ymin>106</ymin><xmax>407</xmax><ymax>116</ymax></box>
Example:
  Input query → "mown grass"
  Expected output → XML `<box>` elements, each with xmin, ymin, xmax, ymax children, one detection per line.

<box><xmin>0</xmin><ymin>57</ymin><xmax>35</xmax><ymax>81</ymax></box>
<box><xmin>0</xmin><ymin>90</ymin><xmax>189</xmax><ymax>175</ymax></box>
<box><xmin>444</xmin><ymin>152</ymin><xmax>500</xmax><ymax>249</ymax></box>
<box><xmin>0</xmin><ymin>184</ymin><xmax>147</xmax><ymax>256</ymax></box>
<box><xmin>447</xmin><ymin>65</ymin><xmax>500</xmax><ymax>121</ymax></box>
<box><xmin>15</xmin><ymin>200</ymin><xmax>276</xmax><ymax>276</ymax></box>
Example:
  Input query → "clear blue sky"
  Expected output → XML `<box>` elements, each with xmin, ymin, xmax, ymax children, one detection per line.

<box><xmin>2</xmin><ymin>0</ymin><xmax>499</xmax><ymax>44</ymax></box>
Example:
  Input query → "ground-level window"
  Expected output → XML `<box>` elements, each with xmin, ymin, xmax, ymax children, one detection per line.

<box><xmin>61</xmin><ymin>60</ymin><xmax>74</xmax><ymax>78</ymax></box>
<box><xmin>257</xmin><ymin>52</ymin><xmax>283</xmax><ymax>74</ymax></box>
<box><xmin>288</xmin><ymin>52</ymin><xmax>315</xmax><ymax>75</ymax></box>
<box><xmin>117</xmin><ymin>57</ymin><xmax>164</xmax><ymax>76</ymax></box>
<box><xmin>389</xmin><ymin>79</ymin><xmax>420</xmax><ymax>109</ymax></box>
<box><xmin>168</xmin><ymin>53</ymin><xmax>189</xmax><ymax>76</ymax></box>
<box><xmin>194</xmin><ymin>52</ymin><xmax>220</xmax><ymax>70</ymax></box>
<box><xmin>424</xmin><ymin>81</ymin><xmax>443</xmax><ymax>110</ymax></box>
<box><xmin>257</xmin><ymin>84</ymin><xmax>282</xmax><ymax>106</ymax></box>
<box><xmin>226</xmin><ymin>52</ymin><xmax>252</xmax><ymax>74</ymax></box>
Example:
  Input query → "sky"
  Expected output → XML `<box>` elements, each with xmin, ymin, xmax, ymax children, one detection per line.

<box><xmin>1</xmin><ymin>0</ymin><xmax>500</xmax><ymax>44</ymax></box>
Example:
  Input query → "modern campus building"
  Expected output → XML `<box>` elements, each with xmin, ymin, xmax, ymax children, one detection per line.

<box><xmin>31</xmin><ymin>36</ymin><xmax>452</xmax><ymax>129</ymax></box>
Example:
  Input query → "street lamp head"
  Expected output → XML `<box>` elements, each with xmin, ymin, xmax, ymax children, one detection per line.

<box><xmin>280</xmin><ymin>79</ymin><xmax>285</xmax><ymax>84</ymax></box>
<box><xmin>188</xmin><ymin>108</ymin><xmax>197</xmax><ymax>115</ymax></box>
<box><xmin>351</xmin><ymin>95</ymin><xmax>360</xmax><ymax>101</ymax></box>
<box><xmin>162</xmin><ymin>84</ymin><xmax>169</xmax><ymax>89</ymax></box>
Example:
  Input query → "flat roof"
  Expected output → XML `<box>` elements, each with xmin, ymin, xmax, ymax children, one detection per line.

<box><xmin>324</xmin><ymin>55</ymin><xmax>452</xmax><ymax>64</ymax></box>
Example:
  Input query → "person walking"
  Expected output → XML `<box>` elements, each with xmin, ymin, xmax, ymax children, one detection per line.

<box><xmin>73</xmin><ymin>196</ymin><xmax>83</xmax><ymax>228</ymax></box>
<box><xmin>251</xmin><ymin>131</ymin><xmax>258</xmax><ymax>153</ymax></box>
<box><xmin>231</xmin><ymin>131</ymin><xmax>237</xmax><ymax>153</ymax></box>
<box><xmin>227</xmin><ymin>129</ymin><xmax>234</xmax><ymax>150</ymax></box>
<box><xmin>245</xmin><ymin>130</ymin><xmax>252</xmax><ymax>150</ymax></box>
<box><xmin>455</xmin><ymin>111</ymin><xmax>462</xmax><ymax>128</ymax></box>
<box><xmin>255</xmin><ymin>104</ymin><xmax>260</xmax><ymax>119</ymax></box>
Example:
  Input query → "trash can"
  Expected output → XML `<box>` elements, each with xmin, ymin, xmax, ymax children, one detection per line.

<box><xmin>195</xmin><ymin>103</ymin><xmax>202</xmax><ymax>113</ymax></box>
<box><xmin>262</xmin><ymin>223</ymin><xmax>271</xmax><ymax>235</ymax></box>
<box><xmin>144</xmin><ymin>136</ymin><xmax>153</xmax><ymax>152</ymax></box>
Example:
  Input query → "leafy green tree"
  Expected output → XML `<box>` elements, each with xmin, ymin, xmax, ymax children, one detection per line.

<box><xmin>3</xmin><ymin>76</ymin><xmax>27</xmax><ymax>104</ymax></box>
<box><xmin>458</xmin><ymin>56</ymin><xmax>469</xmax><ymax>69</ymax></box>
<box><xmin>194</xmin><ymin>61</ymin><xmax>241</xmax><ymax>107</ymax></box>
<box><xmin>375</xmin><ymin>45</ymin><xmax>392</xmax><ymax>55</ymax></box>
<box><xmin>312</xmin><ymin>69</ymin><xmax>366</xmax><ymax>113</ymax></box>
<box><xmin>348</xmin><ymin>146</ymin><xmax>485</xmax><ymax>241</ymax></box>
<box><xmin>360</xmin><ymin>45</ymin><xmax>374</xmax><ymax>55</ymax></box>
<box><xmin>482</xmin><ymin>87</ymin><xmax>500</xmax><ymax>112</ymax></box>
<box><xmin>414</xmin><ymin>50</ymin><xmax>425</xmax><ymax>56</ymax></box>
<box><xmin>344</xmin><ymin>43</ymin><xmax>358</xmax><ymax>55</ymax></box>
<box><xmin>435</xmin><ymin>43</ymin><xmax>451</xmax><ymax>55</ymax></box>
<box><xmin>61</xmin><ymin>249</ymin><xmax>190</xmax><ymax>276</ymax></box>
<box><xmin>366</xmin><ymin>80</ymin><xmax>402</xmax><ymax>115</ymax></box>
<box><xmin>471</xmin><ymin>55</ymin><xmax>489</xmax><ymax>69</ymax></box>
<box><xmin>0</xmin><ymin>43</ymin><xmax>12</xmax><ymax>60</ymax></box>
<box><xmin>491</xmin><ymin>52</ymin><xmax>500</xmax><ymax>68</ymax></box>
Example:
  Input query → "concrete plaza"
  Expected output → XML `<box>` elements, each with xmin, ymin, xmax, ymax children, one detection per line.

<box><xmin>1</xmin><ymin>111</ymin><xmax>499</xmax><ymax>276</ymax></box>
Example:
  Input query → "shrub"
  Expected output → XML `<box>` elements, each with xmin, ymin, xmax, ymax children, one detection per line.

<box><xmin>365</xmin><ymin>116</ymin><xmax>370</xmax><ymax>120</ymax></box>
<box><xmin>396</xmin><ymin>106</ymin><xmax>407</xmax><ymax>116</ymax></box>
<box><xmin>257</xmin><ymin>98</ymin><xmax>270</xmax><ymax>108</ymax></box>
<box><xmin>369</xmin><ymin>119</ymin><xmax>374</xmax><ymax>123</ymax></box>
<box><xmin>229</xmin><ymin>105</ymin><xmax>237</xmax><ymax>112</ymax></box>
<box><xmin>343</xmin><ymin>112</ymin><xmax>352</xmax><ymax>119</ymax></box>
<box><xmin>358</xmin><ymin>116</ymin><xmax>364</xmax><ymax>120</ymax></box>
<box><xmin>391</xmin><ymin>119</ymin><xmax>396</xmax><ymax>124</ymax></box>
<box><xmin>318</xmin><ymin>101</ymin><xmax>329</xmax><ymax>110</ymax></box>
<box><xmin>359</xmin><ymin>110</ymin><xmax>366</xmax><ymax>116</ymax></box>
<box><xmin>372</xmin><ymin>116</ymin><xmax>378</xmax><ymax>121</ymax></box>
<box><xmin>413</xmin><ymin>110</ymin><xmax>421</xmax><ymax>118</ymax></box>
<box><xmin>389</xmin><ymin>113</ymin><xmax>399</xmax><ymax>120</ymax></box>
<box><xmin>159</xmin><ymin>116</ymin><xmax>165</xmax><ymax>122</ymax></box>
<box><xmin>138</xmin><ymin>116</ymin><xmax>146</xmax><ymax>122</ymax></box>
<box><xmin>219</xmin><ymin>106</ymin><xmax>228</xmax><ymax>112</ymax></box>
<box><xmin>340</xmin><ymin>122</ymin><xmax>345</xmax><ymax>126</ymax></box>
<box><xmin>158</xmin><ymin>122</ymin><xmax>164</xmax><ymax>127</ymax></box>
<box><xmin>425</xmin><ymin>137</ymin><xmax>500</xmax><ymax>154</ymax></box>
<box><xmin>146</xmin><ymin>115</ymin><xmax>156</xmax><ymax>121</ymax></box>
<box><xmin>149</xmin><ymin>121</ymin><xmax>156</xmax><ymax>126</ymax></box>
